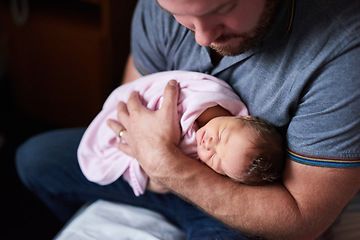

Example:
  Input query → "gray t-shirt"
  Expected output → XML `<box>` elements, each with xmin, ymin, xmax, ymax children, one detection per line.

<box><xmin>131</xmin><ymin>0</ymin><xmax>360</xmax><ymax>168</ymax></box>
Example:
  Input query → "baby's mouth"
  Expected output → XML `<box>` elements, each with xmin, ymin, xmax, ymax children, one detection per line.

<box><xmin>199</xmin><ymin>131</ymin><xmax>206</xmax><ymax>146</ymax></box>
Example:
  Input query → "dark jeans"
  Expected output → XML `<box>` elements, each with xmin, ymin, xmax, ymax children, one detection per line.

<box><xmin>16</xmin><ymin>128</ymin><xmax>252</xmax><ymax>240</ymax></box>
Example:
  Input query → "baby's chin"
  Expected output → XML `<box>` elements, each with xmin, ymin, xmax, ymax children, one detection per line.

<box><xmin>196</xmin><ymin>147</ymin><xmax>209</xmax><ymax>165</ymax></box>
<box><xmin>196</xmin><ymin>149</ymin><xmax>206</xmax><ymax>163</ymax></box>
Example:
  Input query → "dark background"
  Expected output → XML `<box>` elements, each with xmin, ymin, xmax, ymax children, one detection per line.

<box><xmin>0</xmin><ymin>0</ymin><xmax>136</xmax><ymax>238</ymax></box>
<box><xmin>0</xmin><ymin>75</ymin><xmax>61</xmax><ymax>239</ymax></box>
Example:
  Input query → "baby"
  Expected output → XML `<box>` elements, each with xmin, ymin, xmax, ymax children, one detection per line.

<box><xmin>78</xmin><ymin>71</ymin><xmax>284</xmax><ymax>196</ymax></box>
<box><xmin>196</xmin><ymin>112</ymin><xmax>283</xmax><ymax>185</ymax></box>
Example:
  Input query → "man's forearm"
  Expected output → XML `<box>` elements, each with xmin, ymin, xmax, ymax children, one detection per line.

<box><xmin>150</xmin><ymin>146</ymin><xmax>356</xmax><ymax>240</ymax></box>
<box><xmin>155</xmin><ymin>152</ymin><xmax>303</xmax><ymax>239</ymax></box>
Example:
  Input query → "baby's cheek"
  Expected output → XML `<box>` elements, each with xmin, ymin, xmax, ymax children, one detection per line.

<box><xmin>197</xmin><ymin>148</ymin><xmax>211</xmax><ymax>164</ymax></box>
<box><xmin>197</xmin><ymin>149</ymin><xmax>206</xmax><ymax>162</ymax></box>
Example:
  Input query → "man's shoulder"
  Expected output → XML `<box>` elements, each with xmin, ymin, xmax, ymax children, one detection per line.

<box><xmin>295</xmin><ymin>0</ymin><xmax>360</xmax><ymax>38</ymax></box>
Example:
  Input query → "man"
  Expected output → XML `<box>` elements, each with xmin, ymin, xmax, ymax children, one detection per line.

<box><xmin>17</xmin><ymin>0</ymin><xmax>360</xmax><ymax>239</ymax></box>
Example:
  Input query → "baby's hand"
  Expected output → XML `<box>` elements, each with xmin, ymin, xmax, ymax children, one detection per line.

<box><xmin>147</xmin><ymin>178</ymin><xmax>170</xmax><ymax>194</ymax></box>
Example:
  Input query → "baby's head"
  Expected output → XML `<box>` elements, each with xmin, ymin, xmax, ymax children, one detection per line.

<box><xmin>196</xmin><ymin>116</ymin><xmax>284</xmax><ymax>185</ymax></box>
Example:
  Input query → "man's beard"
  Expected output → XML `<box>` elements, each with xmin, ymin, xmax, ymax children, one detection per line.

<box><xmin>210</xmin><ymin>1</ymin><xmax>280</xmax><ymax>56</ymax></box>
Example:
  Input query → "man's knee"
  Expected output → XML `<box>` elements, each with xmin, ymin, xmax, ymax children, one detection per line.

<box><xmin>15</xmin><ymin>131</ymin><xmax>57</xmax><ymax>187</ymax></box>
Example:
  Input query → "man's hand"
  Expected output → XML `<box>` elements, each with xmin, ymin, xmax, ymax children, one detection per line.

<box><xmin>107</xmin><ymin>80</ymin><xmax>181</xmax><ymax>175</ymax></box>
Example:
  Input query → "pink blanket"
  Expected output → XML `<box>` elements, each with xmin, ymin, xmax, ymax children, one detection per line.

<box><xmin>78</xmin><ymin>71</ymin><xmax>248</xmax><ymax>196</ymax></box>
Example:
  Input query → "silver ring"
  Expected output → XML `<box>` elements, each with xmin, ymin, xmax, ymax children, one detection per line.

<box><xmin>119</xmin><ymin>129</ymin><xmax>125</xmax><ymax>139</ymax></box>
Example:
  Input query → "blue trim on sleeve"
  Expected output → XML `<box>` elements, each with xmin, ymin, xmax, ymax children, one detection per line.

<box><xmin>287</xmin><ymin>149</ymin><xmax>360</xmax><ymax>168</ymax></box>
<box><xmin>133</xmin><ymin>58</ymin><xmax>149</xmax><ymax>76</ymax></box>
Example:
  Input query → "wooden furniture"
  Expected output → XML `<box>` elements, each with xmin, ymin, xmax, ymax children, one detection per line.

<box><xmin>0</xmin><ymin>0</ymin><xmax>137</xmax><ymax>127</ymax></box>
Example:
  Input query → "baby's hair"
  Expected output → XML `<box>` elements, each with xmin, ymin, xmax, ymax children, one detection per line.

<box><xmin>236</xmin><ymin>116</ymin><xmax>285</xmax><ymax>185</ymax></box>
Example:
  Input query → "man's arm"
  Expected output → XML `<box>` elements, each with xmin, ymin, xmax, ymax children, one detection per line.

<box><xmin>113</xmin><ymin>83</ymin><xmax>360</xmax><ymax>240</ymax></box>
<box><xmin>156</xmin><ymin>152</ymin><xmax>360</xmax><ymax>239</ymax></box>
<box><xmin>121</xmin><ymin>54</ymin><xmax>143</xmax><ymax>85</ymax></box>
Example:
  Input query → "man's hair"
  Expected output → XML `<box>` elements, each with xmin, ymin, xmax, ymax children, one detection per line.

<box><xmin>236</xmin><ymin>116</ymin><xmax>285</xmax><ymax>185</ymax></box>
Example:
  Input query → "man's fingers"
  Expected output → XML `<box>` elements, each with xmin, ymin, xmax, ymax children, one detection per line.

<box><xmin>116</xmin><ymin>101</ymin><xmax>129</xmax><ymax>125</ymax></box>
<box><xmin>107</xmin><ymin>118</ymin><xmax>134</xmax><ymax>155</ymax></box>
<box><xmin>161</xmin><ymin>80</ymin><xmax>179</xmax><ymax>114</ymax></box>
<box><xmin>126</xmin><ymin>91</ymin><xmax>143</xmax><ymax>113</ymax></box>
<box><xmin>114</xmin><ymin>141</ymin><xmax>132</xmax><ymax>156</ymax></box>
<box><xmin>107</xmin><ymin>119</ymin><xmax>125</xmax><ymax>140</ymax></box>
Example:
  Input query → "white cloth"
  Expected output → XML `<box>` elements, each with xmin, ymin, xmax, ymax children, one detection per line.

<box><xmin>54</xmin><ymin>200</ymin><xmax>186</xmax><ymax>240</ymax></box>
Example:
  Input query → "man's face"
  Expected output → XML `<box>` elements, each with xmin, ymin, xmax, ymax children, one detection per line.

<box><xmin>157</xmin><ymin>0</ymin><xmax>279</xmax><ymax>56</ymax></box>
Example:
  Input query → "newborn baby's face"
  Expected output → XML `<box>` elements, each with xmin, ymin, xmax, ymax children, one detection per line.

<box><xmin>195</xmin><ymin>116</ymin><xmax>257</xmax><ymax>182</ymax></box>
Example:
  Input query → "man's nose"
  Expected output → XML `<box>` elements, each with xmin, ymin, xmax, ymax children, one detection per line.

<box><xmin>193</xmin><ymin>17</ymin><xmax>222</xmax><ymax>46</ymax></box>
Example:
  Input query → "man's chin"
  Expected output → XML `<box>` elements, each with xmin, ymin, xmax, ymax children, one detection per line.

<box><xmin>210</xmin><ymin>44</ymin><xmax>247</xmax><ymax>57</ymax></box>
<box><xmin>210</xmin><ymin>38</ymin><xmax>259</xmax><ymax>56</ymax></box>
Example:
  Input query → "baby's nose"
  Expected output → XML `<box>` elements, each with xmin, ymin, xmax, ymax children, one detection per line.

<box><xmin>205</xmin><ymin>137</ymin><xmax>215</xmax><ymax>150</ymax></box>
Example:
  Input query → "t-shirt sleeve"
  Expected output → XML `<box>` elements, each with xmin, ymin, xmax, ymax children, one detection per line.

<box><xmin>130</xmin><ymin>0</ymin><xmax>188</xmax><ymax>75</ymax></box>
<box><xmin>287</xmin><ymin>40</ymin><xmax>360</xmax><ymax>167</ymax></box>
